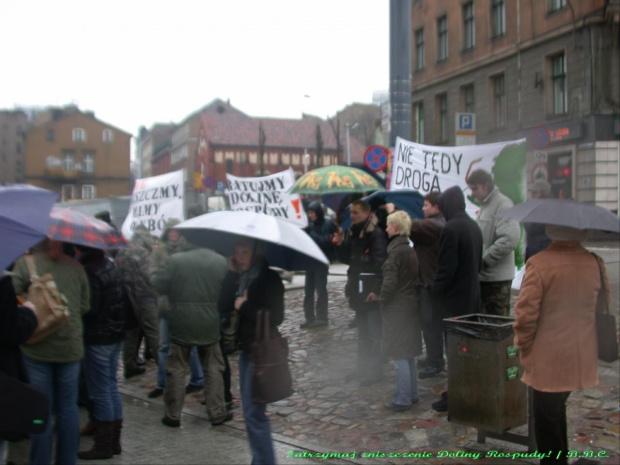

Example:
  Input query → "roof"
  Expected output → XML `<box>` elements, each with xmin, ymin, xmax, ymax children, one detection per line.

<box><xmin>200</xmin><ymin>103</ymin><xmax>340</xmax><ymax>150</ymax></box>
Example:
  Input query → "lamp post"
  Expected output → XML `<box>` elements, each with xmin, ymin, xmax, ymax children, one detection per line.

<box><xmin>346</xmin><ymin>122</ymin><xmax>359</xmax><ymax>166</ymax></box>
<box><xmin>303</xmin><ymin>149</ymin><xmax>310</xmax><ymax>173</ymax></box>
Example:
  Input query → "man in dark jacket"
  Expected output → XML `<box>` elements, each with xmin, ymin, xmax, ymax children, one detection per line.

<box><xmin>0</xmin><ymin>274</ymin><xmax>38</xmax><ymax>455</ymax></box>
<box><xmin>151</xmin><ymin>244</ymin><xmax>230</xmax><ymax>428</ymax></box>
<box><xmin>429</xmin><ymin>186</ymin><xmax>483</xmax><ymax>411</ymax></box>
<box><xmin>301</xmin><ymin>201</ymin><xmax>336</xmax><ymax>329</ymax></box>
<box><xmin>410</xmin><ymin>191</ymin><xmax>446</xmax><ymax>379</ymax></box>
<box><xmin>335</xmin><ymin>200</ymin><xmax>388</xmax><ymax>386</ymax></box>
<box><xmin>116</xmin><ymin>225</ymin><xmax>159</xmax><ymax>378</ymax></box>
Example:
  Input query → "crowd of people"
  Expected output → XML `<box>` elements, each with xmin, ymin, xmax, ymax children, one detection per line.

<box><xmin>0</xmin><ymin>169</ymin><xmax>613</xmax><ymax>465</ymax></box>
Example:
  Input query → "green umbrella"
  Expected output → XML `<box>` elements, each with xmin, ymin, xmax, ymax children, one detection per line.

<box><xmin>289</xmin><ymin>165</ymin><xmax>384</xmax><ymax>195</ymax></box>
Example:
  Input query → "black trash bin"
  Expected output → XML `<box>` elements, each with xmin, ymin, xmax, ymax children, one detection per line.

<box><xmin>445</xmin><ymin>313</ymin><xmax>527</xmax><ymax>434</ymax></box>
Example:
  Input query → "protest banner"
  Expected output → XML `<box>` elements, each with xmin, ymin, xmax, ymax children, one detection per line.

<box><xmin>122</xmin><ymin>170</ymin><xmax>185</xmax><ymax>239</ymax></box>
<box><xmin>227</xmin><ymin>168</ymin><xmax>308</xmax><ymax>228</ymax></box>
<box><xmin>390</xmin><ymin>137</ymin><xmax>527</xmax><ymax>218</ymax></box>
<box><xmin>390</xmin><ymin>137</ymin><xmax>527</xmax><ymax>275</ymax></box>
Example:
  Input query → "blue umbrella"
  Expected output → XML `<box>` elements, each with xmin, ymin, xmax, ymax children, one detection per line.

<box><xmin>0</xmin><ymin>184</ymin><xmax>58</xmax><ymax>270</ymax></box>
<box><xmin>339</xmin><ymin>189</ymin><xmax>425</xmax><ymax>229</ymax></box>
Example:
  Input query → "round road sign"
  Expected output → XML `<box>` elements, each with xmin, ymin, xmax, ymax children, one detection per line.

<box><xmin>364</xmin><ymin>145</ymin><xmax>389</xmax><ymax>173</ymax></box>
<box><xmin>531</xmin><ymin>162</ymin><xmax>549</xmax><ymax>182</ymax></box>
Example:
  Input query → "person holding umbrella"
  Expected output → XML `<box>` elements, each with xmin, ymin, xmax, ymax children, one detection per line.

<box><xmin>218</xmin><ymin>239</ymin><xmax>284</xmax><ymax>465</ymax></box>
<box><xmin>513</xmin><ymin>225</ymin><xmax>611</xmax><ymax>465</ymax></box>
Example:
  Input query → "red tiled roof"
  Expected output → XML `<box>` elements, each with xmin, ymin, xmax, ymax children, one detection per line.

<box><xmin>201</xmin><ymin>105</ymin><xmax>340</xmax><ymax>150</ymax></box>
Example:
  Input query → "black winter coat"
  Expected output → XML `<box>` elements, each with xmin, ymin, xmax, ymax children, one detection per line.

<box><xmin>0</xmin><ymin>275</ymin><xmax>37</xmax><ymax>382</ymax></box>
<box><xmin>80</xmin><ymin>252</ymin><xmax>127</xmax><ymax>345</ymax></box>
<box><xmin>337</xmin><ymin>213</ymin><xmax>388</xmax><ymax>311</ymax></box>
<box><xmin>430</xmin><ymin>186</ymin><xmax>483</xmax><ymax>318</ymax></box>
<box><xmin>218</xmin><ymin>262</ymin><xmax>284</xmax><ymax>353</ymax></box>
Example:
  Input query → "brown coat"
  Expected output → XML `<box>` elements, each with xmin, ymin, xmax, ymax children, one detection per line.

<box><xmin>379</xmin><ymin>235</ymin><xmax>423</xmax><ymax>360</ymax></box>
<box><xmin>513</xmin><ymin>241</ymin><xmax>610</xmax><ymax>392</ymax></box>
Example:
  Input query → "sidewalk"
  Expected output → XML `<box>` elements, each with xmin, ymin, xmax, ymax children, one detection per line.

<box><xmin>7</xmin><ymin>262</ymin><xmax>619</xmax><ymax>465</ymax></box>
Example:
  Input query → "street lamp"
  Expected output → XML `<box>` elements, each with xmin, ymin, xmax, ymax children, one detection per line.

<box><xmin>303</xmin><ymin>149</ymin><xmax>310</xmax><ymax>173</ymax></box>
<box><xmin>346</xmin><ymin>122</ymin><xmax>359</xmax><ymax>166</ymax></box>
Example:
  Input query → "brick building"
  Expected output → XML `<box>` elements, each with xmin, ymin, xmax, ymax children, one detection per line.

<box><xmin>25</xmin><ymin>105</ymin><xmax>131</xmax><ymax>201</ymax></box>
<box><xmin>411</xmin><ymin>0</ymin><xmax>620</xmax><ymax>211</ymax></box>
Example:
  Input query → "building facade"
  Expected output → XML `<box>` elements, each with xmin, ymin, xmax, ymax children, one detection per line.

<box><xmin>25</xmin><ymin>106</ymin><xmax>131</xmax><ymax>201</ymax></box>
<box><xmin>411</xmin><ymin>0</ymin><xmax>620</xmax><ymax>212</ymax></box>
<box><xmin>0</xmin><ymin>110</ymin><xmax>29</xmax><ymax>184</ymax></box>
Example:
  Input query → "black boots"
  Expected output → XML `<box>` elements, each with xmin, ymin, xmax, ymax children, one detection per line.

<box><xmin>77</xmin><ymin>419</ymin><xmax>122</xmax><ymax>460</ymax></box>
<box><xmin>78</xmin><ymin>421</ymin><xmax>114</xmax><ymax>460</ymax></box>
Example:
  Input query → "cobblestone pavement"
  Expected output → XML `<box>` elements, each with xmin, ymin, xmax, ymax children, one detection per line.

<box><xmin>117</xmin><ymin>275</ymin><xmax>620</xmax><ymax>465</ymax></box>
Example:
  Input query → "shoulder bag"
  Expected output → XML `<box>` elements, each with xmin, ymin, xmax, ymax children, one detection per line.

<box><xmin>592</xmin><ymin>253</ymin><xmax>619</xmax><ymax>363</ymax></box>
<box><xmin>251</xmin><ymin>310</ymin><xmax>293</xmax><ymax>404</ymax></box>
<box><xmin>24</xmin><ymin>254</ymin><xmax>70</xmax><ymax>345</ymax></box>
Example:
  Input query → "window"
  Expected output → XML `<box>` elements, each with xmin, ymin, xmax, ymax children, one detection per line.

<box><xmin>437</xmin><ymin>16</ymin><xmax>448</xmax><ymax>61</ymax></box>
<box><xmin>46</xmin><ymin>129</ymin><xmax>55</xmax><ymax>141</ymax></box>
<box><xmin>463</xmin><ymin>2</ymin><xmax>475</xmax><ymax>50</ymax></box>
<box><xmin>491</xmin><ymin>0</ymin><xmax>505</xmax><ymax>37</ymax></box>
<box><xmin>414</xmin><ymin>102</ymin><xmax>424</xmax><ymax>143</ymax></box>
<box><xmin>462</xmin><ymin>84</ymin><xmax>475</xmax><ymax>113</ymax></box>
<box><xmin>436</xmin><ymin>94</ymin><xmax>448</xmax><ymax>142</ymax></box>
<box><xmin>103</xmin><ymin>129</ymin><xmax>113</xmax><ymax>143</ymax></box>
<box><xmin>549</xmin><ymin>0</ymin><xmax>566</xmax><ymax>12</ymax></box>
<box><xmin>83</xmin><ymin>153</ymin><xmax>95</xmax><ymax>173</ymax></box>
<box><xmin>62</xmin><ymin>152</ymin><xmax>75</xmax><ymax>171</ymax></box>
<box><xmin>415</xmin><ymin>28</ymin><xmax>425</xmax><ymax>71</ymax></box>
<box><xmin>551</xmin><ymin>53</ymin><xmax>567</xmax><ymax>115</ymax></box>
<box><xmin>492</xmin><ymin>74</ymin><xmax>506</xmax><ymax>127</ymax></box>
<box><xmin>82</xmin><ymin>184</ymin><xmax>96</xmax><ymax>200</ymax></box>
<box><xmin>61</xmin><ymin>184</ymin><xmax>75</xmax><ymax>202</ymax></box>
<box><xmin>72</xmin><ymin>128</ymin><xmax>86</xmax><ymax>142</ymax></box>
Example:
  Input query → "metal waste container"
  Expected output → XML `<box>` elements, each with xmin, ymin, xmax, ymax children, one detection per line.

<box><xmin>445</xmin><ymin>314</ymin><xmax>527</xmax><ymax>434</ymax></box>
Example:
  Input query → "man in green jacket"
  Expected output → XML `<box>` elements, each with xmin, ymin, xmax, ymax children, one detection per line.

<box><xmin>151</xmin><ymin>244</ymin><xmax>230</xmax><ymax>427</ymax></box>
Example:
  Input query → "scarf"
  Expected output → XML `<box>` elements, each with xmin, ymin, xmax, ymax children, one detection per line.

<box><xmin>236</xmin><ymin>265</ymin><xmax>261</xmax><ymax>297</ymax></box>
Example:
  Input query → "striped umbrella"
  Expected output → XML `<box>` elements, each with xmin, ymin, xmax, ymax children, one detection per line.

<box><xmin>49</xmin><ymin>207</ymin><xmax>129</xmax><ymax>250</ymax></box>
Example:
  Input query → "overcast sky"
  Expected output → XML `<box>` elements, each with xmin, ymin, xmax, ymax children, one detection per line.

<box><xmin>1</xmin><ymin>0</ymin><xmax>389</xmax><ymax>136</ymax></box>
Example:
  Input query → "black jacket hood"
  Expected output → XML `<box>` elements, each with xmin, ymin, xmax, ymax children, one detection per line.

<box><xmin>307</xmin><ymin>201</ymin><xmax>325</xmax><ymax>223</ymax></box>
<box><xmin>437</xmin><ymin>186</ymin><xmax>466</xmax><ymax>222</ymax></box>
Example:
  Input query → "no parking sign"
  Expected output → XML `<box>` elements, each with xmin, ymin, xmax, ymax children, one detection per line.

<box><xmin>364</xmin><ymin>145</ymin><xmax>388</xmax><ymax>173</ymax></box>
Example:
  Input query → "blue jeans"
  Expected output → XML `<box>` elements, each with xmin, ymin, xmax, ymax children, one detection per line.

<box><xmin>239</xmin><ymin>352</ymin><xmax>276</xmax><ymax>465</ymax></box>
<box><xmin>83</xmin><ymin>343</ymin><xmax>123</xmax><ymax>422</ymax></box>
<box><xmin>393</xmin><ymin>359</ymin><xmax>419</xmax><ymax>405</ymax></box>
<box><xmin>157</xmin><ymin>318</ymin><xmax>204</xmax><ymax>389</ymax></box>
<box><xmin>24</xmin><ymin>357</ymin><xmax>80</xmax><ymax>465</ymax></box>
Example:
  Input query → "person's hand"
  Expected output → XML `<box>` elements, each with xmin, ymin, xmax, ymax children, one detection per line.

<box><xmin>234</xmin><ymin>290</ymin><xmax>248</xmax><ymax>310</ymax></box>
<box><xmin>366</xmin><ymin>292</ymin><xmax>379</xmax><ymax>302</ymax></box>
<box><xmin>331</xmin><ymin>229</ymin><xmax>343</xmax><ymax>246</ymax></box>
<box><xmin>384</xmin><ymin>203</ymin><xmax>395</xmax><ymax>214</ymax></box>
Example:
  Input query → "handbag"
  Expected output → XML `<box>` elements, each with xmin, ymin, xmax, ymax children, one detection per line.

<box><xmin>0</xmin><ymin>370</ymin><xmax>50</xmax><ymax>441</ymax></box>
<box><xmin>24</xmin><ymin>254</ymin><xmax>70</xmax><ymax>345</ymax></box>
<box><xmin>250</xmin><ymin>310</ymin><xmax>293</xmax><ymax>404</ymax></box>
<box><xmin>592</xmin><ymin>253</ymin><xmax>619</xmax><ymax>363</ymax></box>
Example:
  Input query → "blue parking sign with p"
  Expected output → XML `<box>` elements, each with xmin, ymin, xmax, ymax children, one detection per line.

<box><xmin>459</xmin><ymin>114</ymin><xmax>473</xmax><ymax>130</ymax></box>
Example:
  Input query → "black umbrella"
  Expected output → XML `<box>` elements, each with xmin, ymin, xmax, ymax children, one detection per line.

<box><xmin>497</xmin><ymin>198</ymin><xmax>620</xmax><ymax>232</ymax></box>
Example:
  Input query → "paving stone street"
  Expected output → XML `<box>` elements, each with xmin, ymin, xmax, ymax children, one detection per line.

<box><xmin>7</xmin><ymin>243</ymin><xmax>620</xmax><ymax>465</ymax></box>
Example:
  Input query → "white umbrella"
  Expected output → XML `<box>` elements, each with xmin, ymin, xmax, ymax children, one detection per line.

<box><xmin>176</xmin><ymin>211</ymin><xmax>329</xmax><ymax>271</ymax></box>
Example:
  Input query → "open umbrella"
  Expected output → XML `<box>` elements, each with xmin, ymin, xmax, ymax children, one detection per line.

<box><xmin>339</xmin><ymin>189</ymin><xmax>425</xmax><ymax>229</ymax></box>
<box><xmin>288</xmin><ymin>165</ymin><xmax>384</xmax><ymax>195</ymax></box>
<box><xmin>49</xmin><ymin>207</ymin><xmax>129</xmax><ymax>249</ymax></box>
<box><xmin>0</xmin><ymin>184</ymin><xmax>57</xmax><ymax>270</ymax></box>
<box><xmin>497</xmin><ymin>198</ymin><xmax>620</xmax><ymax>232</ymax></box>
<box><xmin>176</xmin><ymin>211</ymin><xmax>329</xmax><ymax>271</ymax></box>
